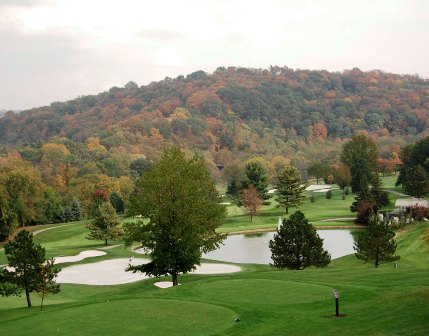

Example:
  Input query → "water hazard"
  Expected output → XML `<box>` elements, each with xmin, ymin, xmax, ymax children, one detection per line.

<box><xmin>203</xmin><ymin>230</ymin><xmax>355</xmax><ymax>264</ymax></box>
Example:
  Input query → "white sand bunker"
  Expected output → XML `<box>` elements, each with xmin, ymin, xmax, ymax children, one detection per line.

<box><xmin>154</xmin><ymin>281</ymin><xmax>178</xmax><ymax>288</ymax></box>
<box><xmin>57</xmin><ymin>258</ymin><xmax>241</xmax><ymax>286</ymax></box>
<box><xmin>54</xmin><ymin>250</ymin><xmax>106</xmax><ymax>264</ymax></box>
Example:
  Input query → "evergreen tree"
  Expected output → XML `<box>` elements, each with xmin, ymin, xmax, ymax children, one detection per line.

<box><xmin>35</xmin><ymin>258</ymin><xmax>61</xmax><ymax>310</ymax></box>
<box><xmin>240</xmin><ymin>161</ymin><xmax>270</xmax><ymax>204</ymax></box>
<box><xmin>110</xmin><ymin>191</ymin><xmax>125</xmax><ymax>214</ymax></box>
<box><xmin>68</xmin><ymin>198</ymin><xmax>82</xmax><ymax>221</ymax></box>
<box><xmin>275</xmin><ymin>166</ymin><xmax>306</xmax><ymax>214</ymax></box>
<box><xmin>124</xmin><ymin>147</ymin><xmax>226</xmax><ymax>286</ymax></box>
<box><xmin>370</xmin><ymin>174</ymin><xmax>390</xmax><ymax>208</ymax></box>
<box><xmin>87</xmin><ymin>202</ymin><xmax>123</xmax><ymax>246</ymax></box>
<box><xmin>354</xmin><ymin>218</ymin><xmax>400</xmax><ymax>267</ymax></box>
<box><xmin>350</xmin><ymin>176</ymin><xmax>376</xmax><ymax>225</ymax></box>
<box><xmin>269</xmin><ymin>211</ymin><xmax>331</xmax><ymax>270</ymax></box>
<box><xmin>2</xmin><ymin>230</ymin><xmax>60</xmax><ymax>307</ymax></box>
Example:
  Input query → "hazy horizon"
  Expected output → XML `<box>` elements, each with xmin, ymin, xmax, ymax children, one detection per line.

<box><xmin>1</xmin><ymin>0</ymin><xmax>428</xmax><ymax>110</ymax></box>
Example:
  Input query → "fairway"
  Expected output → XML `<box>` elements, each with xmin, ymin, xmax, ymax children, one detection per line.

<box><xmin>0</xmin><ymin>299</ymin><xmax>237</xmax><ymax>336</ymax></box>
<box><xmin>0</xmin><ymin>176</ymin><xmax>428</xmax><ymax>335</ymax></box>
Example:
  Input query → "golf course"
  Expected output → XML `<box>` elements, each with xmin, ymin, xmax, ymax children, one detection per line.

<box><xmin>1</xmin><ymin>177</ymin><xmax>428</xmax><ymax>335</ymax></box>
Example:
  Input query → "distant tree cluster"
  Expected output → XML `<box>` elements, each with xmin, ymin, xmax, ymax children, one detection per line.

<box><xmin>396</xmin><ymin>136</ymin><xmax>429</xmax><ymax>198</ymax></box>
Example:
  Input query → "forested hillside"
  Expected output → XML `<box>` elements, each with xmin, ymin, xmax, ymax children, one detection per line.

<box><xmin>0</xmin><ymin>66</ymin><xmax>428</xmax><ymax>237</ymax></box>
<box><xmin>1</xmin><ymin>67</ymin><xmax>428</xmax><ymax>161</ymax></box>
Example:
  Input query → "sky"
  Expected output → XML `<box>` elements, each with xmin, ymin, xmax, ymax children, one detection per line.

<box><xmin>1</xmin><ymin>0</ymin><xmax>428</xmax><ymax>110</ymax></box>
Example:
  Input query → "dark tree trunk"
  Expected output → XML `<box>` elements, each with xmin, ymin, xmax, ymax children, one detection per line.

<box><xmin>40</xmin><ymin>293</ymin><xmax>45</xmax><ymax>310</ymax></box>
<box><xmin>172</xmin><ymin>271</ymin><xmax>178</xmax><ymax>286</ymax></box>
<box><xmin>285</xmin><ymin>207</ymin><xmax>289</xmax><ymax>214</ymax></box>
<box><xmin>25</xmin><ymin>287</ymin><xmax>32</xmax><ymax>307</ymax></box>
<box><xmin>105</xmin><ymin>239</ymin><xmax>108</xmax><ymax>246</ymax></box>
<box><xmin>24</xmin><ymin>271</ymin><xmax>32</xmax><ymax>307</ymax></box>
<box><xmin>250</xmin><ymin>214</ymin><xmax>253</xmax><ymax>222</ymax></box>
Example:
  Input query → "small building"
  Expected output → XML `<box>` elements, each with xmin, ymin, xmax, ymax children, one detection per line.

<box><xmin>394</xmin><ymin>198</ymin><xmax>429</xmax><ymax>211</ymax></box>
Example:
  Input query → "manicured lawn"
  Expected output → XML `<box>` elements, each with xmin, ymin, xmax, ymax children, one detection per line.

<box><xmin>0</xmin><ymin>221</ymin><xmax>428</xmax><ymax>335</ymax></box>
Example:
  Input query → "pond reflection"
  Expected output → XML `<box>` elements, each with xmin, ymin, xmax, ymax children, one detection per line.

<box><xmin>203</xmin><ymin>230</ymin><xmax>355</xmax><ymax>264</ymax></box>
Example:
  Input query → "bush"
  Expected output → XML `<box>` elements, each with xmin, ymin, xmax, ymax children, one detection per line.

<box><xmin>325</xmin><ymin>190</ymin><xmax>333</xmax><ymax>199</ymax></box>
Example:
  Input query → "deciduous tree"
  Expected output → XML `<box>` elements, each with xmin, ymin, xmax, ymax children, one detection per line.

<box><xmin>124</xmin><ymin>147</ymin><xmax>226</xmax><ymax>286</ymax></box>
<box><xmin>240</xmin><ymin>185</ymin><xmax>263</xmax><ymax>222</ymax></box>
<box><xmin>341</xmin><ymin>135</ymin><xmax>379</xmax><ymax>193</ymax></box>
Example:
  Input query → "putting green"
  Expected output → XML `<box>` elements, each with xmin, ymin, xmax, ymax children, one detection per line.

<box><xmin>1</xmin><ymin>299</ymin><xmax>237</xmax><ymax>336</ymax></box>
<box><xmin>184</xmin><ymin>279</ymin><xmax>333</xmax><ymax>305</ymax></box>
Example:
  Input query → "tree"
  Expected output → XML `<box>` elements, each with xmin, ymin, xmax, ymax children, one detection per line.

<box><xmin>307</xmin><ymin>162</ymin><xmax>331</xmax><ymax>184</ymax></box>
<box><xmin>354</xmin><ymin>218</ymin><xmax>400</xmax><ymax>267</ymax></box>
<box><xmin>333</xmin><ymin>164</ymin><xmax>352</xmax><ymax>195</ymax></box>
<box><xmin>240</xmin><ymin>185</ymin><xmax>263</xmax><ymax>222</ymax></box>
<box><xmin>110</xmin><ymin>191</ymin><xmax>125</xmax><ymax>214</ymax></box>
<box><xmin>350</xmin><ymin>176</ymin><xmax>376</xmax><ymax>225</ymax></box>
<box><xmin>124</xmin><ymin>147</ymin><xmax>226</xmax><ymax>286</ymax></box>
<box><xmin>35</xmin><ymin>258</ymin><xmax>60</xmax><ymax>310</ymax></box>
<box><xmin>275</xmin><ymin>166</ymin><xmax>306</xmax><ymax>214</ymax></box>
<box><xmin>396</xmin><ymin>137</ymin><xmax>429</xmax><ymax>197</ymax></box>
<box><xmin>87</xmin><ymin>202</ymin><xmax>123</xmax><ymax>246</ymax></box>
<box><xmin>269</xmin><ymin>211</ymin><xmax>331</xmax><ymax>270</ymax></box>
<box><xmin>341</xmin><ymin>135</ymin><xmax>379</xmax><ymax>193</ymax></box>
<box><xmin>2</xmin><ymin>230</ymin><xmax>60</xmax><ymax>307</ymax></box>
<box><xmin>399</xmin><ymin>164</ymin><xmax>429</xmax><ymax>198</ymax></box>
<box><xmin>240</xmin><ymin>161</ymin><xmax>271</xmax><ymax>204</ymax></box>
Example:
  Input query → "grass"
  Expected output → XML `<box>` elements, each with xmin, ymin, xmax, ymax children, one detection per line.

<box><xmin>0</xmin><ymin>221</ymin><xmax>428</xmax><ymax>335</ymax></box>
<box><xmin>220</xmin><ymin>175</ymin><xmax>411</xmax><ymax>233</ymax></box>
<box><xmin>1</xmin><ymin>175</ymin><xmax>427</xmax><ymax>335</ymax></box>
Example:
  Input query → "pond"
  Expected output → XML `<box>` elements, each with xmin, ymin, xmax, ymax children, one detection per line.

<box><xmin>203</xmin><ymin>230</ymin><xmax>355</xmax><ymax>264</ymax></box>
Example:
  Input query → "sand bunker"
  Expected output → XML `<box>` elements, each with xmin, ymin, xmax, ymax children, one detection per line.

<box><xmin>54</xmin><ymin>250</ymin><xmax>106</xmax><ymax>264</ymax></box>
<box><xmin>57</xmin><ymin>258</ymin><xmax>241</xmax><ymax>285</ymax></box>
<box><xmin>154</xmin><ymin>281</ymin><xmax>177</xmax><ymax>288</ymax></box>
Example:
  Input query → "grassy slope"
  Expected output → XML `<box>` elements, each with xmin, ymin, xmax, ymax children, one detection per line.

<box><xmin>1</xmin><ymin>176</ymin><xmax>427</xmax><ymax>335</ymax></box>
<box><xmin>0</xmin><ymin>220</ymin><xmax>428</xmax><ymax>335</ymax></box>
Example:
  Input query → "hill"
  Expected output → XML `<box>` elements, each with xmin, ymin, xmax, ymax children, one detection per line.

<box><xmin>0</xmin><ymin>66</ymin><xmax>428</xmax><ymax>164</ymax></box>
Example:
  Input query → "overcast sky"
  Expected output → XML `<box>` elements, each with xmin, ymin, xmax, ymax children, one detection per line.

<box><xmin>1</xmin><ymin>0</ymin><xmax>428</xmax><ymax>110</ymax></box>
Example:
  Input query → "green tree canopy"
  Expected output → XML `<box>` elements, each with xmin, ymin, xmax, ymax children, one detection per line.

<box><xmin>354</xmin><ymin>218</ymin><xmax>400</xmax><ymax>267</ymax></box>
<box><xmin>124</xmin><ymin>147</ymin><xmax>226</xmax><ymax>286</ymax></box>
<box><xmin>396</xmin><ymin>137</ymin><xmax>429</xmax><ymax>198</ymax></box>
<box><xmin>269</xmin><ymin>211</ymin><xmax>331</xmax><ymax>270</ymax></box>
<box><xmin>240</xmin><ymin>161</ymin><xmax>271</xmax><ymax>204</ymax></box>
<box><xmin>307</xmin><ymin>162</ymin><xmax>331</xmax><ymax>184</ymax></box>
<box><xmin>275</xmin><ymin>166</ymin><xmax>306</xmax><ymax>214</ymax></box>
<box><xmin>87</xmin><ymin>202</ymin><xmax>123</xmax><ymax>246</ymax></box>
<box><xmin>341</xmin><ymin>135</ymin><xmax>379</xmax><ymax>193</ymax></box>
<box><xmin>2</xmin><ymin>230</ymin><xmax>60</xmax><ymax>307</ymax></box>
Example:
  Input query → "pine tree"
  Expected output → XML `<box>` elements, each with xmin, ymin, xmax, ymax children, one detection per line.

<box><xmin>68</xmin><ymin>198</ymin><xmax>82</xmax><ymax>221</ymax></box>
<box><xmin>2</xmin><ymin>230</ymin><xmax>60</xmax><ymax>307</ymax></box>
<box><xmin>354</xmin><ymin>218</ymin><xmax>400</xmax><ymax>267</ymax></box>
<box><xmin>240</xmin><ymin>161</ymin><xmax>271</xmax><ymax>204</ymax></box>
<box><xmin>275</xmin><ymin>166</ymin><xmax>306</xmax><ymax>214</ymax></box>
<box><xmin>269</xmin><ymin>211</ymin><xmax>331</xmax><ymax>270</ymax></box>
<box><xmin>87</xmin><ymin>202</ymin><xmax>123</xmax><ymax>246</ymax></box>
<box><xmin>351</xmin><ymin>176</ymin><xmax>376</xmax><ymax>224</ymax></box>
<box><xmin>110</xmin><ymin>192</ymin><xmax>125</xmax><ymax>215</ymax></box>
